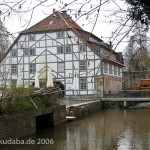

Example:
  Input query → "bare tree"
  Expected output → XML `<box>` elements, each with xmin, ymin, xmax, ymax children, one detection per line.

<box><xmin>124</xmin><ymin>23</ymin><xmax>150</xmax><ymax>71</ymax></box>
<box><xmin>0</xmin><ymin>0</ymin><xmax>149</xmax><ymax>51</ymax></box>
<box><xmin>58</xmin><ymin>0</ymin><xmax>150</xmax><ymax>51</ymax></box>
<box><xmin>0</xmin><ymin>21</ymin><xmax>10</xmax><ymax>60</ymax></box>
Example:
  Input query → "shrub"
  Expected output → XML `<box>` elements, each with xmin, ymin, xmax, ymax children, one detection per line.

<box><xmin>0</xmin><ymin>87</ymin><xmax>60</xmax><ymax>115</ymax></box>
<box><xmin>43</xmin><ymin>95</ymin><xmax>58</xmax><ymax>107</ymax></box>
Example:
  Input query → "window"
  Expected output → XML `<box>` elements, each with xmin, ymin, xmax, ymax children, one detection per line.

<box><xmin>11</xmin><ymin>49</ymin><xmax>17</xmax><ymax>57</ymax></box>
<box><xmin>30</xmin><ymin>48</ymin><xmax>35</xmax><ymax>55</ymax></box>
<box><xmin>80</xmin><ymin>44</ymin><xmax>86</xmax><ymax>52</ymax></box>
<box><xmin>109</xmin><ymin>64</ymin><xmax>112</xmax><ymax>74</ymax></box>
<box><xmin>24</xmin><ymin>49</ymin><xmax>28</xmax><ymax>56</ymax></box>
<box><xmin>29</xmin><ymin>34</ymin><xmax>35</xmax><ymax>41</ymax></box>
<box><xmin>57</xmin><ymin>32</ymin><xmax>64</xmax><ymax>38</ymax></box>
<box><xmin>80</xmin><ymin>78</ymin><xmax>87</xmax><ymax>90</ymax></box>
<box><xmin>57</xmin><ymin>46</ymin><xmax>64</xmax><ymax>54</ymax></box>
<box><xmin>118</xmin><ymin>67</ymin><xmax>120</xmax><ymax>76</ymax></box>
<box><xmin>114</xmin><ymin>66</ymin><xmax>117</xmax><ymax>75</ymax></box>
<box><xmin>65</xmin><ymin>45</ymin><xmax>72</xmax><ymax>53</ymax></box>
<box><xmin>58</xmin><ymin>63</ymin><xmax>64</xmax><ymax>72</ymax></box>
<box><xmin>30</xmin><ymin>64</ymin><xmax>36</xmax><ymax>74</ymax></box>
<box><xmin>104</xmin><ymin>63</ymin><xmax>108</xmax><ymax>73</ymax></box>
<box><xmin>80</xmin><ymin>61</ymin><xmax>87</xmax><ymax>71</ymax></box>
<box><xmin>11</xmin><ymin>64</ymin><xmax>17</xmax><ymax>74</ymax></box>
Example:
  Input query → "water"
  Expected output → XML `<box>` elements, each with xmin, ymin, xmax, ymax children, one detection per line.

<box><xmin>1</xmin><ymin>109</ymin><xmax>150</xmax><ymax>150</ymax></box>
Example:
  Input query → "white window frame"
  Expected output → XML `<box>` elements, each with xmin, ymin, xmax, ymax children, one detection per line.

<box><xmin>57</xmin><ymin>32</ymin><xmax>64</xmax><ymax>38</ymax></box>
<box><xmin>80</xmin><ymin>44</ymin><xmax>86</xmax><ymax>52</ymax></box>
<box><xmin>80</xmin><ymin>78</ymin><xmax>87</xmax><ymax>90</ymax></box>
<box><xmin>109</xmin><ymin>64</ymin><xmax>112</xmax><ymax>74</ymax></box>
<box><xmin>24</xmin><ymin>49</ymin><xmax>29</xmax><ymax>56</ymax></box>
<box><xmin>11</xmin><ymin>49</ymin><xmax>17</xmax><ymax>57</ymax></box>
<box><xmin>57</xmin><ymin>46</ymin><xmax>64</xmax><ymax>54</ymax></box>
<box><xmin>11</xmin><ymin>64</ymin><xmax>17</xmax><ymax>74</ymax></box>
<box><xmin>58</xmin><ymin>62</ymin><xmax>65</xmax><ymax>73</ymax></box>
<box><xmin>30</xmin><ymin>48</ymin><xmax>35</xmax><ymax>56</ymax></box>
<box><xmin>118</xmin><ymin>67</ymin><xmax>120</xmax><ymax>76</ymax></box>
<box><xmin>104</xmin><ymin>63</ymin><xmax>108</xmax><ymax>73</ymax></box>
<box><xmin>65</xmin><ymin>45</ymin><xmax>72</xmax><ymax>53</ymax></box>
<box><xmin>80</xmin><ymin>61</ymin><xmax>87</xmax><ymax>71</ymax></box>
<box><xmin>29</xmin><ymin>34</ymin><xmax>35</xmax><ymax>41</ymax></box>
<box><xmin>29</xmin><ymin>64</ymin><xmax>36</xmax><ymax>74</ymax></box>
<box><xmin>114</xmin><ymin>66</ymin><xmax>117</xmax><ymax>75</ymax></box>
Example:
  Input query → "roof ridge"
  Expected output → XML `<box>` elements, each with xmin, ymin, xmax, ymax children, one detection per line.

<box><xmin>22</xmin><ymin>11</ymin><xmax>83</xmax><ymax>34</ymax></box>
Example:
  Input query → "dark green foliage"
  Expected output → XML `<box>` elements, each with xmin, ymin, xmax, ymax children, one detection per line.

<box><xmin>35</xmin><ymin>95</ymin><xmax>59</xmax><ymax>108</ymax></box>
<box><xmin>43</xmin><ymin>95</ymin><xmax>59</xmax><ymax>107</ymax></box>
<box><xmin>3</xmin><ymin>97</ymin><xmax>33</xmax><ymax>114</ymax></box>
<box><xmin>127</xmin><ymin>0</ymin><xmax>150</xmax><ymax>25</ymax></box>
<box><xmin>0</xmin><ymin>103</ymin><xmax>4</xmax><ymax>115</ymax></box>
<box><xmin>0</xmin><ymin>87</ymin><xmax>60</xmax><ymax>115</ymax></box>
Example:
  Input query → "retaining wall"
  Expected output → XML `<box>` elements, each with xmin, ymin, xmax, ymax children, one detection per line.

<box><xmin>0</xmin><ymin>105</ymin><xmax>66</xmax><ymax>140</ymax></box>
<box><xmin>66</xmin><ymin>100</ymin><xmax>101</xmax><ymax>118</ymax></box>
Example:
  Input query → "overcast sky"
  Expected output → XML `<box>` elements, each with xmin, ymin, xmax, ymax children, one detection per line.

<box><xmin>4</xmin><ymin>0</ymin><xmax>133</xmax><ymax>52</ymax></box>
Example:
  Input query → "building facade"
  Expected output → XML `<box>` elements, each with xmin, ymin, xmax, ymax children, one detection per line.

<box><xmin>0</xmin><ymin>11</ymin><xmax>124</xmax><ymax>96</ymax></box>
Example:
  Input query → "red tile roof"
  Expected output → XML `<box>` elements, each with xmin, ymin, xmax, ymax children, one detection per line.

<box><xmin>22</xmin><ymin>11</ymin><xmax>83</xmax><ymax>33</ymax></box>
<box><xmin>21</xmin><ymin>11</ymin><xmax>124</xmax><ymax>66</ymax></box>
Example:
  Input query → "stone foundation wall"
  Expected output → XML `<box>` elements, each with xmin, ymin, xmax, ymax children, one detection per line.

<box><xmin>66</xmin><ymin>100</ymin><xmax>101</xmax><ymax>118</ymax></box>
<box><xmin>0</xmin><ymin>105</ymin><xmax>66</xmax><ymax>140</ymax></box>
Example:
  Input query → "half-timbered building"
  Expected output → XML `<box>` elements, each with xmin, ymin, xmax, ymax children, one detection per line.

<box><xmin>0</xmin><ymin>11</ymin><xmax>124</xmax><ymax>97</ymax></box>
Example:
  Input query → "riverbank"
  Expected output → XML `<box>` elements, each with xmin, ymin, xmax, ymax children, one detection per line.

<box><xmin>0</xmin><ymin>105</ymin><xmax>66</xmax><ymax>141</ymax></box>
<box><xmin>1</xmin><ymin>109</ymin><xmax>150</xmax><ymax>150</ymax></box>
<box><xmin>1</xmin><ymin>98</ymin><xmax>150</xmax><ymax>143</ymax></box>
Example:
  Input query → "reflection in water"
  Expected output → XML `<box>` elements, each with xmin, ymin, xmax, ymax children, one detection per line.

<box><xmin>1</xmin><ymin>109</ymin><xmax>150</xmax><ymax>150</ymax></box>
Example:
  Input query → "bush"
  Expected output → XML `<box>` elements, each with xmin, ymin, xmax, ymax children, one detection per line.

<box><xmin>3</xmin><ymin>98</ymin><xmax>33</xmax><ymax>114</ymax></box>
<box><xmin>2</xmin><ymin>87</ymin><xmax>34</xmax><ymax>114</ymax></box>
<box><xmin>35</xmin><ymin>94</ymin><xmax>59</xmax><ymax>108</ymax></box>
<box><xmin>0</xmin><ymin>87</ymin><xmax>60</xmax><ymax>115</ymax></box>
<box><xmin>43</xmin><ymin>95</ymin><xmax>59</xmax><ymax>107</ymax></box>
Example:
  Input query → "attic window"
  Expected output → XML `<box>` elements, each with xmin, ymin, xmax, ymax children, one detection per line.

<box><xmin>80</xmin><ymin>44</ymin><xmax>86</xmax><ymax>52</ymax></box>
<box><xmin>29</xmin><ymin>34</ymin><xmax>35</xmax><ymax>41</ymax></box>
<box><xmin>57</xmin><ymin>32</ymin><xmax>64</xmax><ymax>38</ymax></box>
<box><xmin>49</xmin><ymin>20</ymin><xmax>54</xmax><ymax>25</ymax></box>
<box><xmin>52</xmin><ymin>14</ymin><xmax>57</xmax><ymax>17</ymax></box>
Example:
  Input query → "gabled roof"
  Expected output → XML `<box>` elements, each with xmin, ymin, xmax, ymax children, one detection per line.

<box><xmin>2</xmin><ymin>11</ymin><xmax>124</xmax><ymax>66</ymax></box>
<box><xmin>22</xmin><ymin>11</ymin><xmax>83</xmax><ymax>33</ymax></box>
